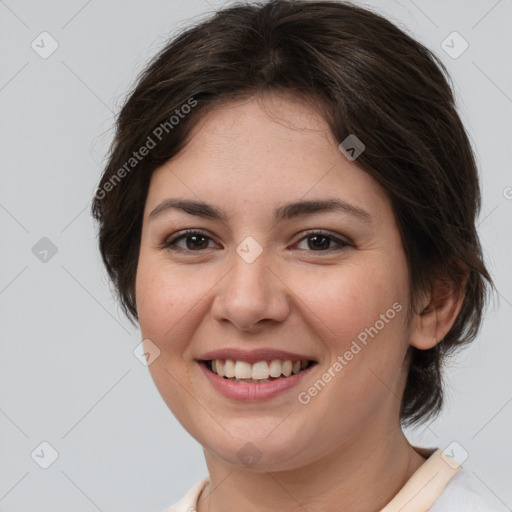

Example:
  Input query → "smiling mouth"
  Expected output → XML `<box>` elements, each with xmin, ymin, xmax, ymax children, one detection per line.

<box><xmin>202</xmin><ymin>359</ymin><xmax>317</xmax><ymax>383</ymax></box>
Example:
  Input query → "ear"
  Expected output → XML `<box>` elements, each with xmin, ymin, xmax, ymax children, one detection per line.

<box><xmin>410</xmin><ymin>271</ymin><xmax>468</xmax><ymax>350</ymax></box>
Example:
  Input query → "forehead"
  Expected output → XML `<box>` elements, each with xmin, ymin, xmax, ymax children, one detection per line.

<box><xmin>146</xmin><ymin>94</ymin><xmax>390</xmax><ymax>224</ymax></box>
<box><xmin>186</xmin><ymin>93</ymin><xmax>335</xmax><ymax>158</ymax></box>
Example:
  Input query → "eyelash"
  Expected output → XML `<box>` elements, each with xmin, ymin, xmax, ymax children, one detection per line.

<box><xmin>161</xmin><ymin>229</ymin><xmax>351</xmax><ymax>254</ymax></box>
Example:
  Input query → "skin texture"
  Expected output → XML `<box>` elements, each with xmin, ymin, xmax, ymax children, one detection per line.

<box><xmin>135</xmin><ymin>93</ymin><xmax>464</xmax><ymax>512</ymax></box>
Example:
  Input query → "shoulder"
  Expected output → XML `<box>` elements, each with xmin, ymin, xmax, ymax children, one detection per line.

<box><xmin>429</xmin><ymin>469</ymin><xmax>508</xmax><ymax>512</ymax></box>
<box><xmin>161</xmin><ymin>476</ymin><xmax>209</xmax><ymax>512</ymax></box>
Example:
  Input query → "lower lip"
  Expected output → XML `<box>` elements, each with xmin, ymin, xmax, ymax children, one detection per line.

<box><xmin>198</xmin><ymin>361</ymin><xmax>315</xmax><ymax>401</ymax></box>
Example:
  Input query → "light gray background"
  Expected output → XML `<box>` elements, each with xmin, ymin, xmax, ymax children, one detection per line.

<box><xmin>1</xmin><ymin>0</ymin><xmax>511</xmax><ymax>510</ymax></box>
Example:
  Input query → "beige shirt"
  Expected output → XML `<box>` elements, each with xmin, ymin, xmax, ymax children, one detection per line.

<box><xmin>162</xmin><ymin>446</ymin><xmax>482</xmax><ymax>512</ymax></box>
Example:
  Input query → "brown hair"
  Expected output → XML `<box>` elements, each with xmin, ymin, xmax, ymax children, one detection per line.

<box><xmin>91</xmin><ymin>0</ymin><xmax>494</xmax><ymax>426</ymax></box>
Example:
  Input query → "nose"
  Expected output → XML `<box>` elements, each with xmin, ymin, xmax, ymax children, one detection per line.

<box><xmin>210</xmin><ymin>246</ymin><xmax>291</xmax><ymax>332</ymax></box>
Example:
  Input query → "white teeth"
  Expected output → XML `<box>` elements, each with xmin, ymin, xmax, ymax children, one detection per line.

<box><xmin>252</xmin><ymin>361</ymin><xmax>270</xmax><ymax>379</ymax></box>
<box><xmin>210</xmin><ymin>359</ymin><xmax>312</xmax><ymax>380</ymax></box>
<box><xmin>282</xmin><ymin>360</ymin><xmax>292</xmax><ymax>377</ymax></box>
<box><xmin>224</xmin><ymin>359</ymin><xmax>236</xmax><ymax>378</ymax></box>
<box><xmin>269</xmin><ymin>360</ymin><xmax>282</xmax><ymax>378</ymax></box>
<box><xmin>234</xmin><ymin>361</ymin><xmax>252</xmax><ymax>379</ymax></box>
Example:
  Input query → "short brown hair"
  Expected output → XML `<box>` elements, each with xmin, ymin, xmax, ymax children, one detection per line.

<box><xmin>91</xmin><ymin>0</ymin><xmax>494</xmax><ymax>426</ymax></box>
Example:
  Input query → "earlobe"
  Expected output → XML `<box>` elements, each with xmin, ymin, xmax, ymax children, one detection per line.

<box><xmin>410</xmin><ymin>272</ymin><xmax>468</xmax><ymax>350</ymax></box>
<box><xmin>409</xmin><ymin>300</ymin><xmax>439</xmax><ymax>350</ymax></box>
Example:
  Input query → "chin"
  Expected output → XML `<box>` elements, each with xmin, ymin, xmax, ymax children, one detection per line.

<box><xmin>199</xmin><ymin>424</ymin><xmax>321</xmax><ymax>472</ymax></box>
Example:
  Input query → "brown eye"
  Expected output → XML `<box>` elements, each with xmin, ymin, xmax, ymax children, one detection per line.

<box><xmin>295</xmin><ymin>231</ymin><xmax>351</xmax><ymax>252</ymax></box>
<box><xmin>161</xmin><ymin>229</ymin><xmax>351</xmax><ymax>254</ymax></box>
<box><xmin>163</xmin><ymin>230</ymin><xmax>215</xmax><ymax>251</ymax></box>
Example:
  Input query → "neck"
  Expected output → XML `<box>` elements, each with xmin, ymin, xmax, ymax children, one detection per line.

<box><xmin>198</xmin><ymin>428</ymin><xmax>427</xmax><ymax>512</ymax></box>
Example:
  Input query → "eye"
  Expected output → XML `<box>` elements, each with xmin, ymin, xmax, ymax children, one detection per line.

<box><xmin>162</xmin><ymin>230</ymin><xmax>217</xmax><ymax>252</ymax></box>
<box><xmin>161</xmin><ymin>229</ymin><xmax>351</xmax><ymax>254</ymax></box>
<box><xmin>294</xmin><ymin>230</ymin><xmax>351</xmax><ymax>252</ymax></box>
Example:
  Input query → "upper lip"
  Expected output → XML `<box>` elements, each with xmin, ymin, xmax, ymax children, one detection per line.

<box><xmin>197</xmin><ymin>348</ymin><xmax>317</xmax><ymax>364</ymax></box>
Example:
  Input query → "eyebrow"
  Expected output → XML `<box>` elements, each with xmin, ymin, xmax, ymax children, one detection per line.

<box><xmin>148</xmin><ymin>198</ymin><xmax>373</xmax><ymax>224</ymax></box>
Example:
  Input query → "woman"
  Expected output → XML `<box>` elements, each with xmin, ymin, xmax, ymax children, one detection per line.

<box><xmin>91</xmin><ymin>1</ymin><xmax>501</xmax><ymax>510</ymax></box>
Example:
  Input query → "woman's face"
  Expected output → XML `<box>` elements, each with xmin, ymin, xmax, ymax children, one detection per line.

<box><xmin>136</xmin><ymin>94</ymin><xmax>416</xmax><ymax>471</ymax></box>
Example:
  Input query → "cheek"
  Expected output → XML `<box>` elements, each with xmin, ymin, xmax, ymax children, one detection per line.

<box><xmin>135</xmin><ymin>252</ymin><xmax>202</xmax><ymax>421</ymax></box>
<box><xmin>135</xmin><ymin>252</ymin><xmax>189</xmax><ymax>343</ymax></box>
<box><xmin>291</xmin><ymin>258</ymin><xmax>408</xmax><ymax>349</ymax></box>
<box><xmin>291</xmin><ymin>262</ymin><xmax>410</xmax><ymax>421</ymax></box>
<box><xmin>135</xmin><ymin>250</ymin><xmax>222</xmax><ymax>362</ymax></box>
